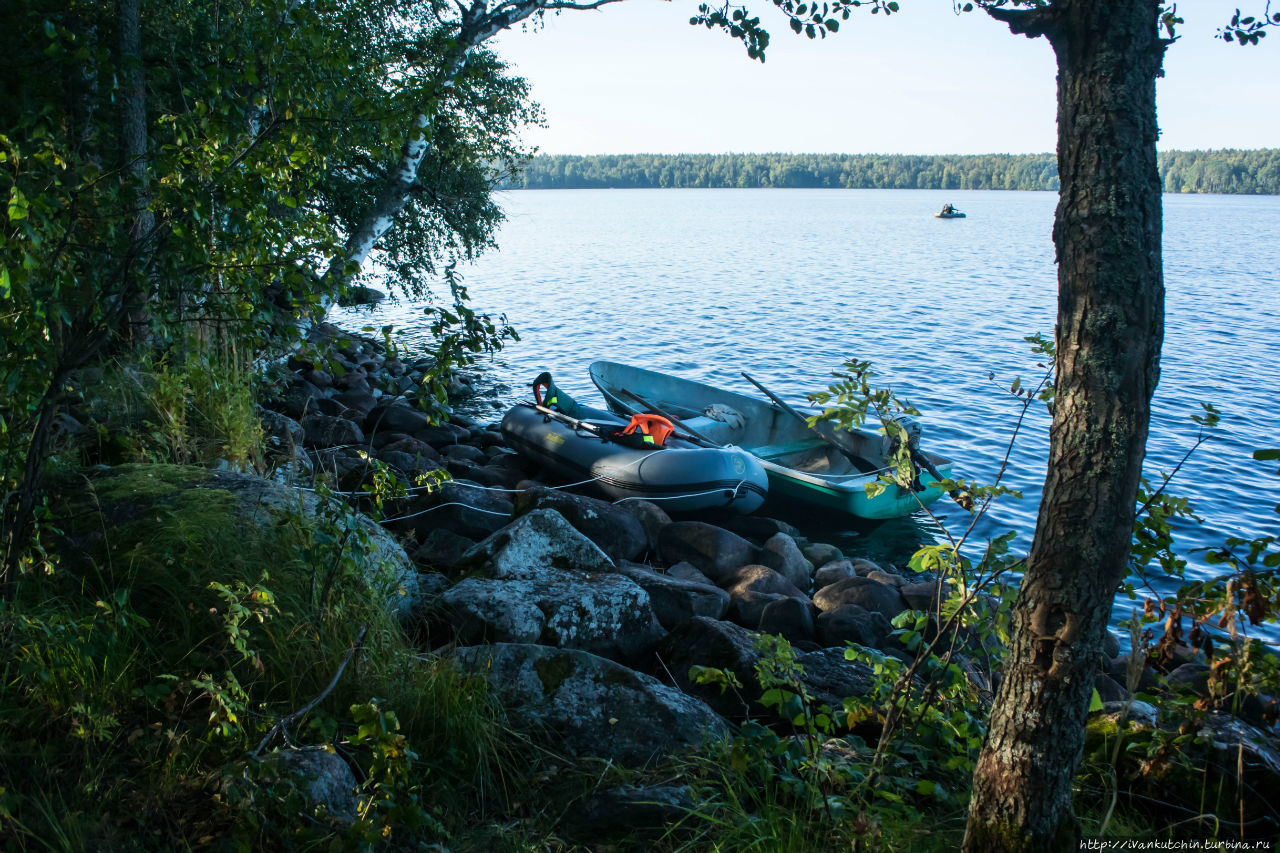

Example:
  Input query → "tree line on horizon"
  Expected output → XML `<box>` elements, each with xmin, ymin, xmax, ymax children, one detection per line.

<box><xmin>504</xmin><ymin>149</ymin><xmax>1280</xmax><ymax>194</ymax></box>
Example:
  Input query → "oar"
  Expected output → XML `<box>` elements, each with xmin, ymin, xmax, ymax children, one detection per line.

<box><xmin>618</xmin><ymin>388</ymin><xmax>722</xmax><ymax>448</ymax></box>
<box><xmin>740</xmin><ymin>372</ymin><xmax>878</xmax><ymax>473</ymax></box>
<box><xmin>529</xmin><ymin>402</ymin><xmax>615</xmax><ymax>440</ymax></box>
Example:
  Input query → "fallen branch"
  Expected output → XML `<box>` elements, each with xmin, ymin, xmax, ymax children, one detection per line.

<box><xmin>252</xmin><ymin>624</ymin><xmax>368</xmax><ymax>757</ymax></box>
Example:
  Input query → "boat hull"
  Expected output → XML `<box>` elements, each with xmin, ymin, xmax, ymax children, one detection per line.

<box><xmin>588</xmin><ymin>361</ymin><xmax>954</xmax><ymax>520</ymax></box>
<box><xmin>760</xmin><ymin>458</ymin><xmax>953</xmax><ymax>519</ymax></box>
<box><xmin>500</xmin><ymin>403</ymin><xmax>769</xmax><ymax>514</ymax></box>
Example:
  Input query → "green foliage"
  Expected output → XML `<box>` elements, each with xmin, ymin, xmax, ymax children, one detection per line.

<box><xmin>0</xmin><ymin>0</ymin><xmax>537</xmax><ymax>582</ymax></box>
<box><xmin>0</xmin><ymin>465</ymin><xmax>510</xmax><ymax>849</ymax></box>
<box><xmin>504</xmin><ymin>150</ymin><xmax>1280</xmax><ymax>194</ymax></box>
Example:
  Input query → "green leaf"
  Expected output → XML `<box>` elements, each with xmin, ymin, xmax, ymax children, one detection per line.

<box><xmin>1088</xmin><ymin>688</ymin><xmax>1103</xmax><ymax>713</ymax></box>
<box><xmin>0</xmin><ymin>267</ymin><xmax>9</xmax><ymax>299</ymax></box>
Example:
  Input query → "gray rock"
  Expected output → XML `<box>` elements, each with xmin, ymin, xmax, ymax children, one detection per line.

<box><xmin>1195</xmin><ymin>714</ymin><xmax>1280</xmax><ymax>791</ymax></box>
<box><xmin>729</xmin><ymin>590</ymin><xmax>790</xmax><ymax>630</ymax></box>
<box><xmin>1108</xmin><ymin>655</ymin><xmax>1160</xmax><ymax>693</ymax></box>
<box><xmin>658</xmin><ymin>522</ymin><xmax>757</xmax><ymax>585</ymax></box>
<box><xmin>568</xmin><ymin>784</ymin><xmax>695</xmax><ymax>836</ymax></box>
<box><xmin>866</xmin><ymin>570</ymin><xmax>904</xmax><ymax>588</ymax></box>
<box><xmin>614</xmin><ymin>561</ymin><xmax>730</xmax><ymax>629</ymax></box>
<box><xmin>1097</xmin><ymin>700</ymin><xmax>1159</xmax><ymax>727</ymax></box>
<box><xmin>459</xmin><ymin>507</ymin><xmax>615</xmax><ymax>578</ymax></box>
<box><xmin>277</xmin><ymin>381</ymin><xmax>325</xmax><ymax>419</ymax></box>
<box><xmin>1165</xmin><ymin>663</ymin><xmax>1211</xmax><ymax>696</ymax></box>
<box><xmin>727</xmin><ymin>564</ymin><xmax>807</xmax><ymax>599</ymax></box>
<box><xmin>795</xmin><ymin>647</ymin><xmax>876</xmax><ymax>708</ymax></box>
<box><xmin>259</xmin><ymin>407</ymin><xmax>304</xmax><ymax>451</ymax></box>
<box><xmin>758</xmin><ymin>596</ymin><xmax>816</xmax><ymax>644</ymax></box>
<box><xmin>1094</xmin><ymin>673</ymin><xmax>1129</xmax><ymax>704</ymax></box>
<box><xmin>656</xmin><ymin>617</ymin><xmax>875</xmax><ymax>722</ymax></box>
<box><xmin>331</xmin><ymin>364</ymin><xmax>368</xmax><ymax>391</ymax></box>
<box><xmin>900</xmin><ymin>580</ymin><xmax>944</xmax><ymax>612</ymax></box>
<box><xmin>378</xmin><ymin>436</ymin><xmax>441</xmax><ymax>464</ymax></box>
<box><xmin>725</xmin><ymin>565</ymin><xmax>807</xmax><ymax>630</ymax></box>
<box><xmin>813</xmin><ymin>576</ymin><xmax>907</xmax><ymax>621</ymax></box>
<box><xmin>802</xmin><ymin>542</ymin><xmax>843</xmax><ymax>568</ymax></box>
<box><xmin>813</xmin><ymin>559</ymin><xmax>859</xmax><ymax>591</ymax></box>
<box><xmin>369</xmin><ymin>403</ymin><xmax>432</xmax><ymax>436</ymax></box>
<box><xmin>386</xmin><ymin>480</ymin><xmax>513</xmax><ymax>542</ymax></box>
<box><xmin>333</xmin><ymin>390</ymin><xmax>377</xmax><ymax>419</ymax></box>
<box><xmin>415</xmin><ymin>423</ymin><xmax>469</xmax><ymax>447</ymax></box>
<box><xmin>667</xmin><ymin>561</ymin><xmax>715</xmax><ymax>586</ymax></box>
<box><xmin>514</xmin><ymin>486</ymin><xmax>648</xmax><ymax>563</ymax></box>
<box><xmin>1102</xmin><ymin>630</ymin><xmax>1122</xmax><ymax>661</ymax></box>
<box><xmin>302</xmin><ymin>414</ymin><xmax>365</xmax><ymax>449</ymax></box>
<box><xmin>410</xmin><ymin>528</ymin><xmax>477</xmax><ymax>574</ymax></box>
<box><xmin>267</xmin><ymin>748</ymin><xmax>357</xmax><ymax>823</ymax></box>
<box><xmin>443</xmin><ymin>443</ymin><xmax>488</xmax><ymax>464</ymax></box>
<box><xmin>615</xmin><ymin>499</ymin><xmax>672</xmax><ymax>554</ymax></box>
<box><xmin>758</xmin><ymin>533</ymin><xmax>813</xmax><ymax>592</ymax></box>
<box><xmin>721</xmin><ymin>515</ymin><xmax>802</xmax><ymax>544</ymax></box>
<box><xmin>656</xmin><ymin>617</ymin><xmax>763</xmax><ymax>720</ymax></box>
<box><xmin>849</xmin><ymin>558</ymin><xmax>882</xmax><ymax>576</ymax></box>
<box><xmin>440</xmin><ymin>566</ymin><xmax>664</xmax><ymax>662</ymax></box>
<box><xmin>817</xmin><ymin>605</ymin><xmax>893</xmax><ymax>651</ymax></box>
<box><xmin>301</xmin><ymin>368</ymin><xmax>333</xmax><ymax>389</ymax></box>
<box><xmin>452</xmin><ymin>644</ymin><xmax>727</xmax><ymax>764</ymax></box>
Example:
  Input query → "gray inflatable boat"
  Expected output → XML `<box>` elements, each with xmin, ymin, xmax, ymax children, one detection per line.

<box><xmin>499</xmin><ymin>376</ymin><xmax>768</xmax><ymax>514</ymax></box>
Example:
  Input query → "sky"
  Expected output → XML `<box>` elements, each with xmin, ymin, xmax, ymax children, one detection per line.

<box><xmin>490</xmin><ymin>1</ymin><xmax>1280</xmax><ymax>155</ymax></box>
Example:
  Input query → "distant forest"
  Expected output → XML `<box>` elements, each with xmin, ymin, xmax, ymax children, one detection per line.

<box><xmin>504</xmin><ymin>150</ymin><xmax>1280</xmax><ymax>194</ymax></box>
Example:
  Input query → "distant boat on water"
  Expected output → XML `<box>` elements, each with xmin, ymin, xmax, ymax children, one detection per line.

<box><xmin>936</xmin><ymin>203</ymin><xmax>966</xmax><ymax>218</ymax></box>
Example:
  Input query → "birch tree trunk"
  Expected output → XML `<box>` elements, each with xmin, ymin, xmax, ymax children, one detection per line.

<box><xmin>962</xmin><ymin>2</ymin><xmax>1167</xmax><ymax>849</ymax></box>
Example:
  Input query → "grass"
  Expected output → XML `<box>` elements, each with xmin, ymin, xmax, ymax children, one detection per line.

<box><xmin>0</xmin><ymin>462</ymin><xmax>515</xmax><ymax>850</ymax></box>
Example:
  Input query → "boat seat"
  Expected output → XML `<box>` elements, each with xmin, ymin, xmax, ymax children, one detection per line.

<box><xmin>750</xmin><ymin>438</ymin><xmax>829</xmax><ymax>461</ymax></box>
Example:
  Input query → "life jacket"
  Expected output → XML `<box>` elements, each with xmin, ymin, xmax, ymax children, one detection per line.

<box><xmin>531</xmin><ymin>372</ymin><xmax>563</xmax><ymax>410</ymax></box>
<box><xmin>617</xmin><ymin>413</ymin><xmax>675</xmax><ymax>448</ymax></box>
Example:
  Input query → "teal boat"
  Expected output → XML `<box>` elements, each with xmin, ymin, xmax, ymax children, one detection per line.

<box><xmin>588</xmin><ymin>361</ymin><xmax>955</xmax><ymax>520</ymax></box>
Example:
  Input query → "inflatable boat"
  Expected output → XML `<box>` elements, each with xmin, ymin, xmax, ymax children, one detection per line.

<box><xmin>589</xmin><ymin>361</ymin><xmax>955</xmax><ymax>519</ymax></box>
<box><xmin>500</xmin><ymin>375</ymin><xmax>769</xmax><ymax>514</ymax></box>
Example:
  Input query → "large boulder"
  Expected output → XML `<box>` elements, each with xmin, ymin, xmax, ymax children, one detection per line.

<box><xmin>795</xmin><ymin>647</ymin><xmax>876</xmax><ymax>709</ymax></box>
<box><xmin>814</xmin><ymin>559</ymin><xmax>859</xmax><ymax>592</ymax></box>
<box><xmin>410</xmin><ymin>528</ymin><xmax>477</xmax><ymax>575</ymax></box>
<box><xmin>813</xmin><ymin>576</ymin><xmax>907</xmax><ymax>621</ymax></box>
<box><xmin>458</xmin><ymin>508</ymin><xmax>615</xmax><ymax>577</ymax></box>
<box><xmin>758</xmin><ymin>596</ymin><xmax>817</xmax><ymax>644</ymax></box>
<box><xmin>724</xmin><ymin>564</ymin><xmax>808</xmax><ymax>630</ymax></box>
<box><xmin>655</xmin><ymin>617</ymin><xmax>764</xmax><ymax>720</ymax></box>
<box><xmin>439</xmin><ymin>566</ymin><xmax>664</xmax><ymax>662</ymax></box>
<box><xmin>615</xmin><ymin>500</ymin><xmax>672</xmax><ymax>554</ymax></box>
<box><xmin>366</xmin><ymin>402</ymin><xmax>433</xmax><ymax>437</ymax></box>
<box><xmin>302</xmin><ymin>414</ymin><xmax>365</xmax><ymax>449</ymax></box>
<box><xmin>817</xmin><ymin>605</ymin><xmax>893</xmax><ymax>651</ymax></box>
<box><xmin>802</xmin><ymin>542</ymin><xmax>843</xmax><ymax>568</ymax></box>
<box><xmin>452</xmin><ymin>644</ymin><xmax>727</xmax><ymax>764</ymax></box>
<box><xmin>514</xmin><ymin>486</ymin><xmax>648</xmax><ymax>563</ymax></box>
<box><xmin>658</xmin><ymin>522</ymin><xmax>758</xmax><ymax>586</ymax></box>
<box><xmin>656</xmin><ymin>617</ymin><xmax>876</xmax><ymax>721</ymax></box>
<box><xmin>54</xmin><ymin>465</ymin><xmax>423</xmax><ymax>624</ymax></box>
<box><xmin>614</xmin><ymin>562</ymin><xmax>730</xmax><ymax>629</ymax></box>
<box><xmin>758</xmin><ymin>533</ymin><xmax>813</xmax><ymax>592</ymax></box>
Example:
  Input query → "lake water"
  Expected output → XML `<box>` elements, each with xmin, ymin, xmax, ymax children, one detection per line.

<box><xmin>334</xmin><ymin>188</ymin><xmax>1280</xmax><ymax>603</ymax></box>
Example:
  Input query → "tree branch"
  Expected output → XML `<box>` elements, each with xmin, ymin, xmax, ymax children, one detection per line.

<box><xmin>982</xmin><ymin>3</ymin><xmax>1059</xmax><ymax>40</ymax></box>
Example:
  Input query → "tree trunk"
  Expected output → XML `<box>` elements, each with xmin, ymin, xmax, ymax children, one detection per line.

<box><xmin>963</xmin><ymin>2</ymin><xmax>1166</xmax><ymax>850</ymax></box>
<box><xmin>118</xmin><ymin>0</ymin><xmax>154</xmax><ymax>335</ymax></box>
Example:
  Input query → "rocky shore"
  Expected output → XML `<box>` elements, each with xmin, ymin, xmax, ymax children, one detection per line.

<box><xmin>249</xmin><ymin>322</ymin><xmax>1280</xmax><ymax>813</ymax></box>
